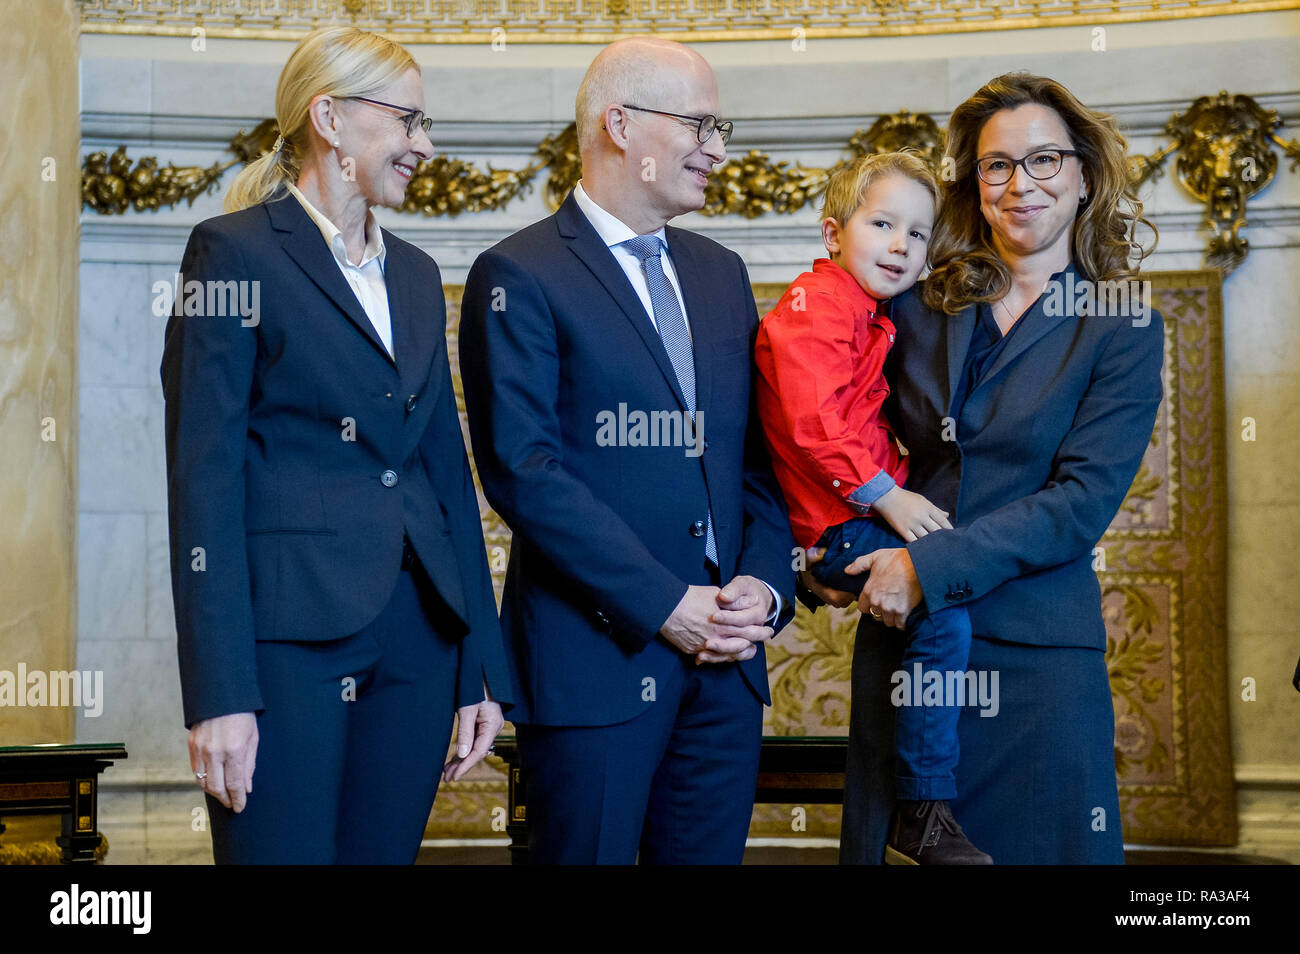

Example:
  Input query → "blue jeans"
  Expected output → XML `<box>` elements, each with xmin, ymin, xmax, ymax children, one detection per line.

<box><xmin>811</xmin><ymin>516</ymin><xmax>973</xmax><ymax>801</ymax></box>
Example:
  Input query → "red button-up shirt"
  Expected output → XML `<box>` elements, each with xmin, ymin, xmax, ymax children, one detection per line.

<box><xmin>754</xmin><ymin>258</ymin><xmax>908</xmax><ymax>550</ymax></box>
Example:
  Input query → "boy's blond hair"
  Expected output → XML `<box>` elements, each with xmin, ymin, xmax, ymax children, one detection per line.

<box><xmin>820</xmin><ymin>151</ymin><xmax>938</xmax><ymax>227</ymax></box>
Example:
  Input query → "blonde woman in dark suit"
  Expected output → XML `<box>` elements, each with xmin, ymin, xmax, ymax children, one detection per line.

<box><xmin>162</xmin><ymin>27</ymin><xmax>510</xmax><ymax>863</ymax></box>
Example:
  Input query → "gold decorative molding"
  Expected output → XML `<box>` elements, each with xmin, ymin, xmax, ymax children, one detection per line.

<box><xmin>80</xmin><ymin>108</ymin><xmax>946</xmax><ymax>219</ymax></box>
<box><xmin>77</xmin><ymin>0</ymin><xmax>1300</xmax><ymax>43</ymax></box>
<box><xmin>84</xmin><ymin>94</ymin><xmax>1296</xmax><ymax>274</ymax></box>
<box><xmin>699</xmin><ymin>109</ymin><xmax>945</xmax><ymax>218</ymax></box>
<box><xmin>1131</xmin><ymin>91</ymin><xmax>1300</xmax><ymax>276</ymax></box>
<box><xmin>400</xmin><ymin>154</ymin><xmax>542</xmax><ymax>217</ymax></box>
<box><xmin>536</xmin><ymin>124</ymin><xmax>581</xmax><ymax>213</ymax></box>
<box><xmin>82</xmin><ymin>119</ymin><xmax>277</xmax><ymax>214</ymax></box>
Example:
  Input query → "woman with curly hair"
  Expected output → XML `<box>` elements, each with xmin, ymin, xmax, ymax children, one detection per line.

<box><xmin>805</xmin><ymin>73</ymin><xmax>1164</xmax><ymax>864</ymax></box>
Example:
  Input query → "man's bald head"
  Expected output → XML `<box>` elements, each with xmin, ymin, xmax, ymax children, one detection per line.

<box><xmin>575</xmin><ymin>37</ymin><xmax>712</xmax><ymax>155</ymax></box>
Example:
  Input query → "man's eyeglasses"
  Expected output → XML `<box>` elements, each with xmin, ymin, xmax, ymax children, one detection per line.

<box><xmin>975</xmin><ymin>149</ymin><xmax>1080</xmax><ymax>186</ymax></box>
<box><xmin>621</xmin><ymin>104</ymin><xmax>733</xmax><ymax>145</ymax></box>
<box><xmin>350</xmin><ymin>96</ymin><xmax>434</xmax><ymax>139</ymax></box>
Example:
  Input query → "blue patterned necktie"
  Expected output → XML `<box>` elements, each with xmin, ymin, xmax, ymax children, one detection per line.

<box><xmin>621</xmin><ymin>234</ymin><xmax>716</xmax><ymax>565</ymax></box>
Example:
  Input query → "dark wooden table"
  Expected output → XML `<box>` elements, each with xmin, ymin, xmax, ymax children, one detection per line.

<box><xmin>492</xmin><ymin>735</ymin><xmax>846</xmax><ymax>864</ymax></box>
<box><xmin>0</xmin><ymin>743</ymin><xmax>127</xmax><ymax>864</ymax></box>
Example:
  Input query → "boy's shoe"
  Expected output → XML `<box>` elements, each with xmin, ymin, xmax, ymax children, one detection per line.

<box><xmin>884</xmin><ymin>799</ymin><xmax>993</xmax><ymax>865</ymax></box>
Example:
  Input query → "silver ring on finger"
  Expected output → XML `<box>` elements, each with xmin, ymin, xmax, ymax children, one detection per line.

<box><xmin>195</xmin><ymin>771</ymin><xmax>207</xmax><ymax>781</ymax></box>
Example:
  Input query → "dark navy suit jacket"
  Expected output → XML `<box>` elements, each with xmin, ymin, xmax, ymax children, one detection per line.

<box><xmin>458</xmin><ymin>193</ymin><xmax>796</xmax><ymax>727</ymax></box>
<box><xmin>884</xmin><ymin>265</ymin><xmax>1165</xmax><ymax>647</ymax></box>
<box><xmin>161</xmin><ymin>189</ymin><xmax>510</xmax><ymax>728</ymax></box>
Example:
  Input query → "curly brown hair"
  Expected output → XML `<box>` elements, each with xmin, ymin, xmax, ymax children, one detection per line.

<box><xmin>923</xmin><ymin>72</ymin><xmax>1156</xmax><ymax>315</ymax></box>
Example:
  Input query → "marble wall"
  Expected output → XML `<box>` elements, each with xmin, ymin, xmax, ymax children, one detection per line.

<box><xmin>74</xmin><ymin>13</ymin><xmax>1300</xmax><ymax>860</ymax></box>
<box><xmin>0</xmin><ymin>0</ymin><xmax>79</xmax><ymax>745</ymax></box>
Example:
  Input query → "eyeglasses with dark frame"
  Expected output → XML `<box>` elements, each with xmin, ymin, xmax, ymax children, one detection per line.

<box><xmin>621</xmin><ymin>104</ymin><xmax>734</xmax><ymax>145</ymax></box>
<box><xmin>349</xmin><ymin>96</ymin><xmax>434</xmax><ymax>139</ymax></box>
<box><xmin>975</xmin><ymin>149</ymin><xmax>1081</xmax><ymax>186</ymax></box>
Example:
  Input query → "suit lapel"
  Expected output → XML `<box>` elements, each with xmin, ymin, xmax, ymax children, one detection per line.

<box><xmin>266</xmin><ymin>192</ymin><xmax>397</xmax><ymax>369</ymax></box>
<box><xmin>557</xmin><ymin>195</ymin><xmax>690</xmax><ymax>415</ymax></box>
<box><xmin>666</xmin><ymin>233</ymin><xmax>712</xmax><ymax>423</ymax></box>
<box><xmin>944</xmin><ymin>304</ymin><xmax>976</xmax><ymax>418</ymax></box>
<box><xmin>382</xmin><ymin>237</ymin><xmax>443</xmax><ymax>400</ymax></box>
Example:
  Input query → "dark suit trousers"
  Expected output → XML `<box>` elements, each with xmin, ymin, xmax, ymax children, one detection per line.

<box><xmin>840</xmin><ymin>618</ymin><xmax>1124</xmax><ymax>864</ymax></box>
<box><xmin>517</xmin><ymin>591</ymin><xmax>763</xmax><ymax>864</ymax></box>
<box><xmin>207</xmin><ymin>555</ymin><xmax>460</xmax><ymax>864</ymax></box>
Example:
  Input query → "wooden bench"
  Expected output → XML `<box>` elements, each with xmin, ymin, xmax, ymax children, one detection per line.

<box><xmin>492</xmin><ymin>735</ymin><xmax>846</xmax><ymax>863</ymax></box>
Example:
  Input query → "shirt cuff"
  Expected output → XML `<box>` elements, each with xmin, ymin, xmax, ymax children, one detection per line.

<box><xmin>761</xmin><ymin>581</ymin><xmax>782</xmax><ymax>626</ymax></box>
<box><xmin>846</xmin><ymin>470</ymin><xmax>898</xmax><ymax>515</ymax></box>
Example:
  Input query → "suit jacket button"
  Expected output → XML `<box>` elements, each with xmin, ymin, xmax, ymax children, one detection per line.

<box><xmin>380</xmin><ymin>469</ymin><xmax>399</xmax><ymax>488</ymax></box>
<box><xmin>405</xmin><ymin>395</ymin><xmax>417</xmax><ymax>413</ymax></box>
<box><xmin>689</xmin><ymin>519</ymin><xmax>706</xmax><ymax>537</ymax></box>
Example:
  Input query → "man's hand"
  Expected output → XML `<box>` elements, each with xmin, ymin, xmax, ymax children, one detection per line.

<box><xmin>660</xmin><ymin>584</ymin><xmax>727</xmax><ymax>655</ymax></box>
<box><xmin>443</xmin><ymin>694</ymin><xmax>505</xmax><ymax>783</ymax></box>
<box><xmin>189</xmin><ymin>712</ymin><xmax>258</xmax><ymax>813</ymax></box>
<box><xmin>798</xmin><ymin>545</ymin><xmax>857</xmax><ymax>609</ymax></box>
<box><xmin>696</xmin><ymin>575</ymin><xmax>776</xmax><ymax>664</ymax></box>
<box><xmin>854</xmin><ymin>547</ymin><xmax>924</xmax><ymax>629</ymax></box>
<box><xmin>870</xmin><ymin>486</ymin><xmax>952</xmax><ymax>542</ymax></box>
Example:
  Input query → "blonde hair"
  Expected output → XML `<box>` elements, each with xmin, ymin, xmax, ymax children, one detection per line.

<box><xmin>924</xmin><ymin>72</ymin><xmax>1156</xmax><ymax>315</ymax></box>
<box><xmin>820</xmin><ymin>152</ymin><xmax>938</xmax><ymax>227</ymax></box>
<box><xmin>224</xmin><ymin>27</ymin><xmax>418</xmax><ymax>212</ymax></box>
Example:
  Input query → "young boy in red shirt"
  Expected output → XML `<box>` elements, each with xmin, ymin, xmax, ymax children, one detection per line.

<box><xmin>755</xmin><ymin>153</ymin><xmax>990</xmax><ymax>865</ymax></box>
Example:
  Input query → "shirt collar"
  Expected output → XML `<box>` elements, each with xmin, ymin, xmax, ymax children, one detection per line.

<box><xmin>812</xmin><ymin>258</ymin><xmax>881</xmax><ymax>316</ymax></box>
<box><xmin>285</xmin><ymin>182</ymin><xmax>386</xmax><ymax>271</ymax></box>
<box><xmin>573</xmin><ymin>181</ymin><xmax>669</xmax><ymax>253</ymax></box>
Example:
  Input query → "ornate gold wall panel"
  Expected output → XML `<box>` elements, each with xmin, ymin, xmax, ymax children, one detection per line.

<box><xmin>428</xmin><ymin>269</ymin><xmax>1235</xmax><ymax>846</ymax></box>
<box><xmin>78</xmin><ymin>0</ymin><xmax>1300</xmax><ymax>42</ymax></box>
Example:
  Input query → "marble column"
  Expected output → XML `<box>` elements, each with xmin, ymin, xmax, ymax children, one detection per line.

<box><xmin>0</xmin><ymin>0</ymin><xmax>79</xmax><ymax>744</ymax></box>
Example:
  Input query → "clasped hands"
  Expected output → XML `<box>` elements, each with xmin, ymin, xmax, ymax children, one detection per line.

<box><xmin>660</xmin><ymin>575</ymin><xmax>775</xmax><ymax>664</ymax></box>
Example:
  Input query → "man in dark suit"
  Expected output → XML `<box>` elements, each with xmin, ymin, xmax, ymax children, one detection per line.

<box><xmin>459</xmin><ymin>36</ymin><xmax>796</xmax><ymax>864</ymax></box>
<box><xmin>162</xmin><ymin>51</ymin><xmax>510</xmax><ymax>862</ymax></box>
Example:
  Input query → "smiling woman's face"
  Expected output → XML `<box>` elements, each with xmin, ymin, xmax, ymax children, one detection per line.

<box><xmin>975</xmin><ymin>103</ymin><xmax>1087</xmax><ymax>267</ymax></box>
<box><xmin>338</xmin><ymin>67</ymin><xmax>433</xmax><ymax>209</ymax></box>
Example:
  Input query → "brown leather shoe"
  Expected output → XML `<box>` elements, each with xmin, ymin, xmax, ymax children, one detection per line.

<box><xmin>885</xmin><ymin>799</ymin><xmax>993</xmax><ymax>865</ymax></box>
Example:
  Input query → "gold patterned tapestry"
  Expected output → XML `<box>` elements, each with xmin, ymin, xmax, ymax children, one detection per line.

<box><xmin>427</xmin><ymin>269</ymin><xmax>1235</xmax><ymax>847</ymax></box>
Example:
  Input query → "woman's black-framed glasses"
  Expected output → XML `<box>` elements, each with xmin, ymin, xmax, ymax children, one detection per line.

<box><xmin>976</xmin><ymin>149</ymin><xmax>1080</xmax><ymax>185</ymax></box>
<box><xmin>350</xmin><ymin>96</ymin><xmax>434</xmax><ymax>138</ymax></box>
<box><xmin>621</xmin><ymin>104</ymin><xmax>733</xmax><ymax>145</ymax></box>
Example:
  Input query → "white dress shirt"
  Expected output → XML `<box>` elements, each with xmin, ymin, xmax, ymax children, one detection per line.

<box><xmin>286</xmin><ymin>182</ymin><xmax>394</xmax><ymax>358</ymax></box>
<box><xmin>570</xmin><ymin>181</ymin><xmax>783</xmax><ymax>627</ymax></box>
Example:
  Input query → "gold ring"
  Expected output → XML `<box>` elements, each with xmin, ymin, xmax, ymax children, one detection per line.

<box><xmin>869</xmin><ymin>607</ymin><xmax>883</xmax><ymax>620</ymax></box>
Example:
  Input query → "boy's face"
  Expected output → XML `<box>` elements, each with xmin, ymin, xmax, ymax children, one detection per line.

<box><xmin>822</xmin><ymin>174</ymin><xmax>934</xmax><ymax>301</ymax></box>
